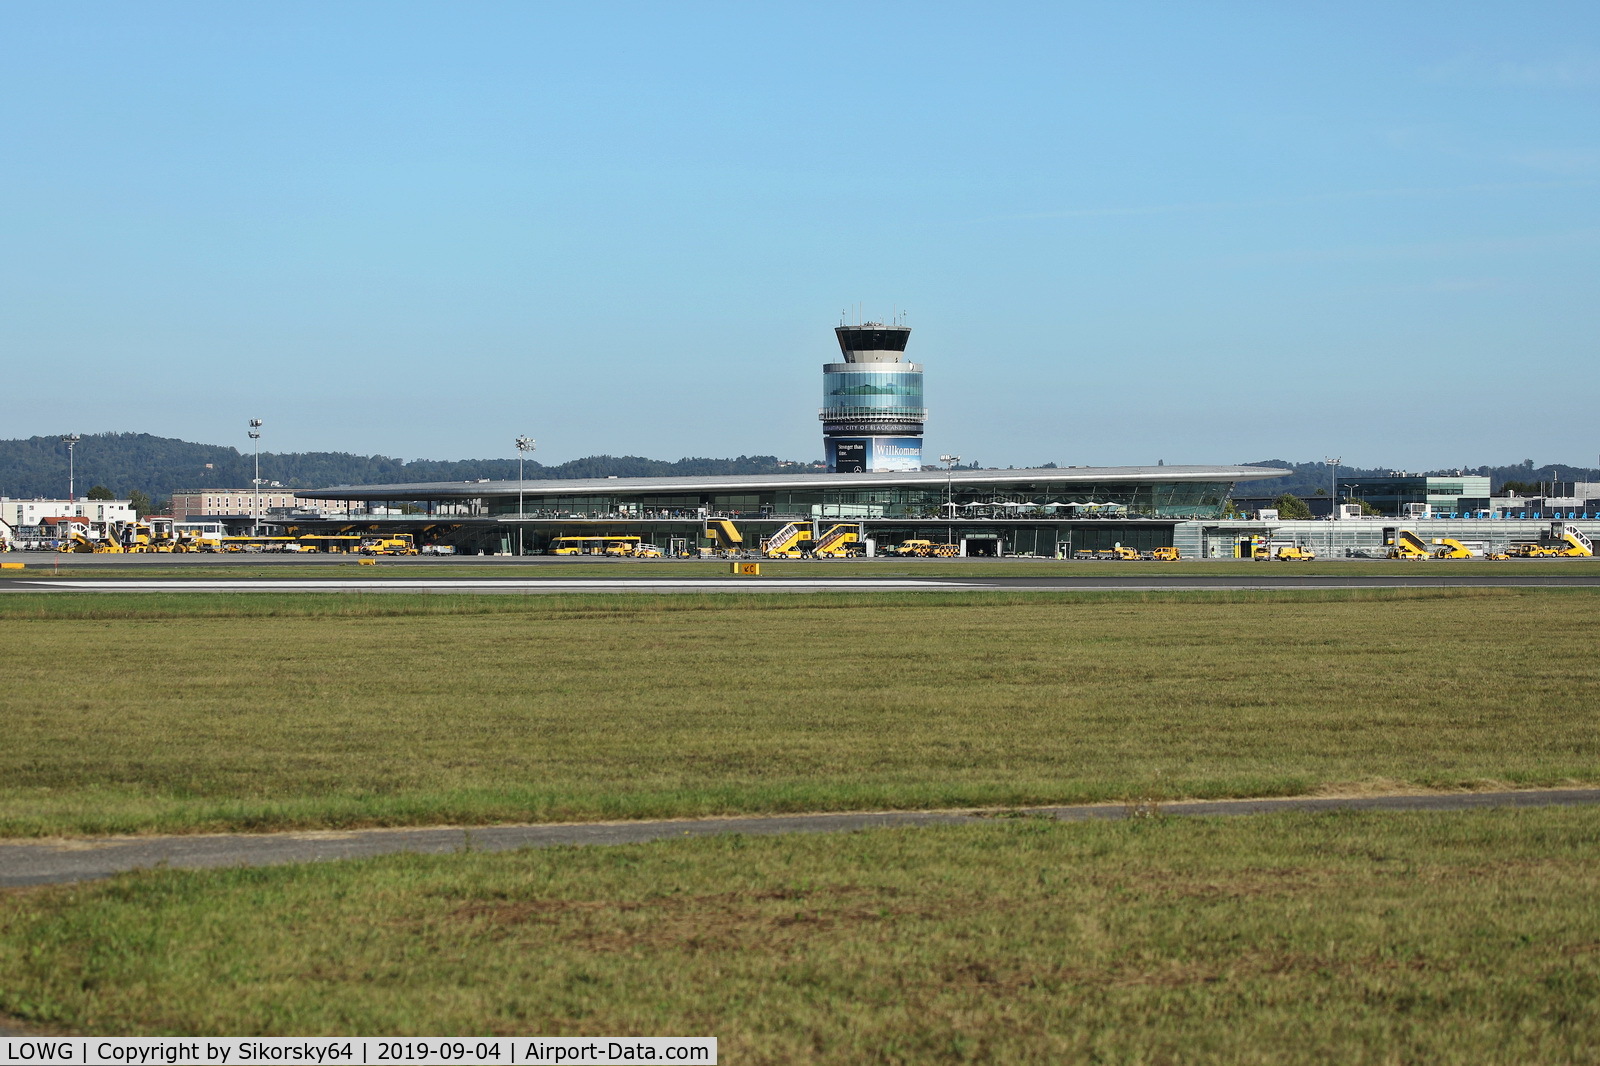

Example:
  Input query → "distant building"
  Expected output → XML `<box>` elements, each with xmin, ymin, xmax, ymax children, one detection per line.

<box><xmin>295</xmin><ymin>464</ymin><xmax>1285</xmax><ymax>557</ymax></box>
<box><xmin>1</xmin><ymin>497</ymin><xmax>135</xmax><ymax>527</ymax></box>
<box><xmin>169</xmin><ymin>489</ymin><xmax>305</xmax><ymax>521</ymax></box>
<box><xmin>1335</xmin><ymin>475</ymin><xmax>1492</xmax><ymax>516</ymax></box>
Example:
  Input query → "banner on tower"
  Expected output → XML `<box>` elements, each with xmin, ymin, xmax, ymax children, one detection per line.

<box><xmin>827</xmin><ymin>437</ymin><xmax>922</xmax><ymax>473</ymax></box>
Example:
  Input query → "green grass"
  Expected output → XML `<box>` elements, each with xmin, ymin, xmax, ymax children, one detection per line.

<box><xmin>3</xmin><ymin>806</ymin><xmax>1598</xmax><ymax>1061</ymax></box>
<box><xmin>2</xmin><ymin>588</ymin><xmax>1598</xmax><ymax>837</ymax></box>
<box><xmin>5</xmin><ymin>555</ymin><xmax>1600</xmax><ymax>579</ymax></box>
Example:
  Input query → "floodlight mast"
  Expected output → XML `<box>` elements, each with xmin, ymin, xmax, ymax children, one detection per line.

<box><xmin>61</xmin><ymin>434</ymin><xmax>81</xmax><ymax>502</ymax></box>
<box><xmin>249</xmin><ymin>419</ymin><xmax>263</xmax><ymax>535</ymax></box>
<box><xmin>515</xmin><ymin>436</ymin><xmax>536</xmax><ymax>556</ymax></box>
<box><xmin>941</xmin><ymin>454</ymin><xmax>961</xmax><ymax>544</ymax></box>
<box><xmin>1325</xmin><ymin>456</ymin><xmax>1340</xmax><ymax>517</ymax></box>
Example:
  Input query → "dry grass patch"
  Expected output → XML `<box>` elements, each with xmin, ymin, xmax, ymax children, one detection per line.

<box><xmin>1</xmin><ymin>807</ymin><xmax>1597</xmax><ymax>1062</ymax></box>
<box><xmin>1</xmin><ymin>588</ymin><xmax>1597</xmax><ymax>836</ymax></box>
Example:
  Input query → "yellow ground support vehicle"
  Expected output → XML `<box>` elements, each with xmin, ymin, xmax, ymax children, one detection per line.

<box><xmin>891</xmin><ymin>539</ymin><xmax>960</xmax><ymax>557</ymax></box>
<box><xmin>296</xmin><ymin>535</ymin><xmax>362</xmax><ymax>554</ymax></box>
<box><xmin>1143</xmin><ymin>546</ymin><xmax>1180</xmax><ymax>561</ymax></box>
<box><xmin>1550</xmin><ymin>522</ymin><xmax>1594</xmax><ymax>556</ymax></box>
<box><xmin>172</xmin><ymin>522</ymin><xmax>227</xmax><ymax>551</ymax></box>
<box><xmin>359</xmin><ymin>534</ymin><xmax>418</xmax><ymax>556</ymax></box>
<box><xmin>548</xmin><ymin>535</ymin><xmax>647</xmax><ymax>556</ymax></box>
<box><xmin>703</xmin><ymin>520</ymin><xmax>744</xmax><ymax>554</ymax></box>
<box><xmin>1385</xmin><ymin>529</ymin><xmax>1432</xmax><ymax>560</ymax></box>
<box><xmin>1273</xmin><ymin>545</ymin><xmax>1315</xmax><ymax>561</ymax></box>
<box><xmin>1094</xmin><ymin>546</ymin><xmax>1142</xmax><ymax>561</ymax></box>
<box><xmin>57</xmin><ymin>529</ymin><xmax>97</xmax><ymax>552</ymax></box>
<box><xmin>102</xmin><ymin>519</ymin><xmax>186</xmax><ymax>553</ymax></box>
<box><xmin>812</xmin><ymin>524</ymin><xmax>862</xmax><ymax>557</ymax></box>
<box><xmin>763</xmin><ymin>523</ymin><xmax>813</xmax><ymax>558</ymax></box>
<box><xmin>219</xmin><ymin>536</ymin><xmax>301</xmax><ymax>553</ymax></box>
<box><xmin>1432</xmin><ymin>538</ymin><xmax>1482</xmax><ymax>559</ymax></box>
<box><xmin>141</xmin><ymin>519</ymin><xmax>194</xmax><ymax>552</ymax></box>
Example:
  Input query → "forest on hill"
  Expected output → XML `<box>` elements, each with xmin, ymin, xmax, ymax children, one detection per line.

<box><xmin>0</xmin><ymin>433</ymin><xmax>808</xmax><ymax>502</ymax></box>
<box><xmin>1239</xmin><ymin>459</ymin><xmax>1600</xmax><ymax>500</ymax></box>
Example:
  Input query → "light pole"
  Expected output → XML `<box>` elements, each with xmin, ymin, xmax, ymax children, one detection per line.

<box><xmin>940</xmin><ymin>454</ymin><xmax>960</xmax><ymax>544</ymax></box>
<box><xmin>515</xmin><ymin>435</ymin><xmax>536</xmax><ymax>556</ymax></box>
<box><xmin>1324</xmin><ymin>456</ymin><xmax>1340</xmax><ymax>519</ymax></box>
<box><xmin>60</xmin><ymin>434</ymin><xmax>80</xmax><ymax>503</ymax></box>
<box><xmin>248</xmin><ymin>419</ymin><xmax>263</xmax><ymax>535</ymax></box>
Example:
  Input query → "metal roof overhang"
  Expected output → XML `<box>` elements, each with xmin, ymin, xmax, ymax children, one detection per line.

<box><xmin>296</xmin><ymin>465</ymin><xmax>1289</xmax><ymax>502</ymax></box>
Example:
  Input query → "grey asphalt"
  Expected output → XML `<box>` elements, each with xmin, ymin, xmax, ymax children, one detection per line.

<box><xmin>1</xmin><ymin>577</ymin><xmax>973</xmax><ymax>593</ymax></box>
<box><xmin>6</xmin><ymin>551</ymin><xmax>1600</xmax><ymax>592</ymax></box>
<box><xmin>3</xmin><ymin>788</ymin><xmax>1596</xmax><ymax>888</ymax></box>
<box><xmin>954</xmin><ymin>572</ymin><xmax>1600</xmax><ymax>589</ymax></box>
<box><xmin>5</xmin><ymin>574</ymin><xmax>1600</xmax><ymax>593</ymax></box>
<box><xmin>9</xmin><ymin>569</ymin><xmax>1600</xmax><ymax>592</ymax></box>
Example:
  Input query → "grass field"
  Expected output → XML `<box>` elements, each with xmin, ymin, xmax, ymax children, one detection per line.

<box><xmin>2</xmin><ymin>587</ymin><xmax>1597</xmax><ymax>837</ymax></box>
<box><xmin>4</xmin><ymin>555</ymin><xmax>1600</xmax><ymax>580</ymax></box>
<box><xmin>3</xmin><ymin>806</ymin><xmax>1597</xmax><ymax>1061</ymax></box>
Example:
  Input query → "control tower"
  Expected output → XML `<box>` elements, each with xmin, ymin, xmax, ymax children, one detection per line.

<box><xmin>821</xmin><ymin>318</ymin><xmax>925</xmax><ymax>473</ymax></box>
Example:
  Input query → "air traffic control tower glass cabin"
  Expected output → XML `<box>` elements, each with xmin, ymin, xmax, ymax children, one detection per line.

<box><xmin>822</xmin><ymin>320</ymin><xmax>925</xmax><ymax>473</ymax></box>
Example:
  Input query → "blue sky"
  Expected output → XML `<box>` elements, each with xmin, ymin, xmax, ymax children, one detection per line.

<box><xmin>2</xmin><ymin>2</ymin><xmax>1596</xmax><ymax>469</ymax></box>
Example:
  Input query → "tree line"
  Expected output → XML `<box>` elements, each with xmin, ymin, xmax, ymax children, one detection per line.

<box><xmin>4</xmin><ymin>433</ymin><xmax>1595</xmax><ymax>514</ymax></box>
<box><xmin>0</xmin><ymin>432</ymin><xmax>809</xmax><ymax>509</ymax></box>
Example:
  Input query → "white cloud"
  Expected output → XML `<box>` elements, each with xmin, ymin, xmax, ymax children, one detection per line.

<box><xmin>1424</xmin><ymin>49</ymin><xmax>1600</xmax><ymax>89</ymax></box>
<box><xmin>1506</xmin><ymin>148</ymin><xmax>1600</xmax><ymax>175</ymax></box>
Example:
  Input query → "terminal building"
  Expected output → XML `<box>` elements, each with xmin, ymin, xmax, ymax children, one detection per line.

<box><xmin>285</xmin><ymin>314</ymin><xmax>1600</xmax><ymax>558</ymax></box>
<box><xmin>292</xmin><ymin>314</ymin><xmax>1300</xmax><ymax>554</ymax></box>
<box><xmin>293</xmin><ymin>464</ymin><xmax>1286</xmax><ymax>557</ymax></box>
<box><xmin>291</xmin><ymin>314</ymin><xmax>1306</xmax><ymax>556</ymax></box>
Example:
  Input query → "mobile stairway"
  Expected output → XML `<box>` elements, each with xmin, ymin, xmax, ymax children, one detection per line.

<box><xmin>812</xmin><ymin>524</ymin><xmax>862</xmax><ymax>557</ymax></box>
<box><xmin>762</xmin><ymin>522</ymin><xmax>812</xmax><ymax>557</ymax></box>
<box><xmin>1385</xmin><ymin>528</ymin><xmax>1432</xmax><ymax>559</ymax></box>
<box><xmin>1553</xmin><ymin>522</ymin><xmax>1594</xmax><ymax>556</ymax></box>
<box><xmin>704</xmin><ymin>519</ymin><xmax>745</xmax><ymax>553</ymax></box>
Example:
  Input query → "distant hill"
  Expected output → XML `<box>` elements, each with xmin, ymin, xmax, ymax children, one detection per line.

<box><xmin>1239</xmin><ymin>459</ymin><xmax>1600</xmax><ymax>500</ymax></box>
<box><xmin>3</xmin><ymin>433</ymin><xmax>1594</xmax><ymax>503</ymax></box>
<box><xmin>0</xmin><ymin>432</ymin><xmax>812</xmax><ymax>502</ymax></box>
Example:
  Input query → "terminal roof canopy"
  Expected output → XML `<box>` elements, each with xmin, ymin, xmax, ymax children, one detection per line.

<box><xmin>297</xmin><ymin>465</ymin><xmax>1289</xmax><ymax>502</ymax></box>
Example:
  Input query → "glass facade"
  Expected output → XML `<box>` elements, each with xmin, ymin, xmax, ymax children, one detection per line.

<box><xmin>835</xmin><ymin>327</ymin><xmax>910</xmax><ymax>353</ymax></box>
<box><xmin>437</xmin><ymin>515</ymin><xmax>1198</xmax><ymax>558</ymax></box>
<box><xmin>822</xmin><ymin>370</ymin><xmax>924</xmax><ymax>415</ymax></box>
<box><xmin>481</xmin><ymin>477</ymin><xmax>1232</xmax><ymax>520</ymax></box>
<box><xmin>1340</xmin><ymin>475</ymin><xmax>1492</xmax><ymax>516</ymax></box>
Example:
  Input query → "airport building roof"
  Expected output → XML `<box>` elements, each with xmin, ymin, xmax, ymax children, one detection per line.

<box><xmin>297</xmin><ymin>464</ymin><xmax>1288</xmax><ymax>501</ymax></box>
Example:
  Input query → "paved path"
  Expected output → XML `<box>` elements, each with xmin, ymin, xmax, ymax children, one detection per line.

<box><xmin>0</xmin><ymin>578</ymin><xmax>974</xmax><ymax>593</ymax></box>
<box><xmin>4</xmin><ymin>789</ymin><xmax>1596</xmax><ymax>888</ymax></box>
